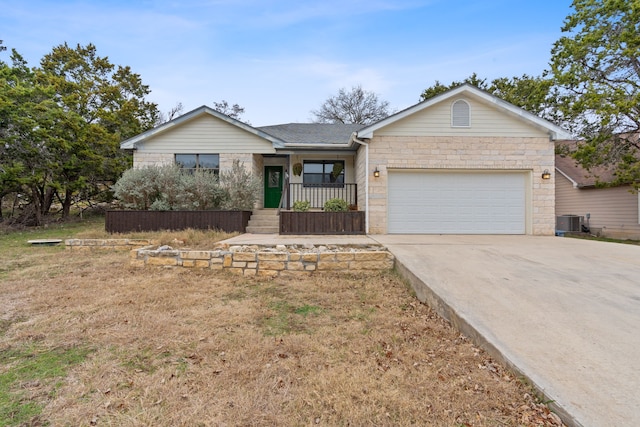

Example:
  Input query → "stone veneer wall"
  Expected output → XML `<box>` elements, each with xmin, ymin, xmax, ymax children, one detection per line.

<box><xmin>364</xmin><ymin>136</ymin><xmax>555</xmax><ymax>235</ymax></box>
<box><xmin>131</xmin><ymin>244</ymin><xmax>395</xmax><ymax>278</ymax></box>
<box><xmin>132</xmin><ymin>152</ymin><xmax>173</xmax><ymax>168</ymax></box>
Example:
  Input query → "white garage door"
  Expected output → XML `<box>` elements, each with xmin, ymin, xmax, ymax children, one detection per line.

<box><xmin>388</xmin><ymin>171</ymin><xmax>526</xmax><ymax>234</ymax></box>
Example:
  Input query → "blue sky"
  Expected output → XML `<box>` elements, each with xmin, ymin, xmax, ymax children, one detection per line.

<box><xmin>1</xmin><ymin>0</ymin><xmax>573</xmax><ymax>126</ymax></box>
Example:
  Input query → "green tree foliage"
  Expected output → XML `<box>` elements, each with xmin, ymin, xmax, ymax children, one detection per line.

<box><xmin>550</xmin><ymin>0</ymin><xmax>640</xmax><ymax>187</ymax></box>
<box><xmin>0</xmin><ymin>42</ymin><xmax>160</xmax><ymax>224</ymax></box>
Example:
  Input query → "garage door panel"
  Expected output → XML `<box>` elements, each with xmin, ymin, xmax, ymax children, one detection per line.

<box><xmin>388</xmin><ymin>171</ymin><xmax>526</xmax><ymax>234</ymax></box>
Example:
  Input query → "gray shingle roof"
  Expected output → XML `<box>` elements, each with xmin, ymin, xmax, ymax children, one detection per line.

<box><xmin>257</xmin><ymin>123</ymin><xmax>364</xmax><ymax>145</ymax></box>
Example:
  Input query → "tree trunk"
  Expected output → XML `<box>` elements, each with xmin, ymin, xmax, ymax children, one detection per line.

<box><xmin>62</xmin><ymin>188</ymin><xmax>73</xmax><ymax>219</ymax></box>
<box><xmin>42</xmin><ymin>187</ymin><xmax>55</xmax><ymax>217</ymax></box>
<box><xmin>31</xmin><ymin>186</ymin><xmax>42</xmax><ymax>226</ymax></box>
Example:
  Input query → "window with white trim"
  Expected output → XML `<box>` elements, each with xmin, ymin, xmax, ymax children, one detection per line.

<box><xmin>451</xmin><ymin>99</ymin><xmax>470</xmax><ymax>127</ymax></box>
<box><xmin>175</xmin><ymin>154</ymin><xmax>220</xmax><ymax>174</ymax></box>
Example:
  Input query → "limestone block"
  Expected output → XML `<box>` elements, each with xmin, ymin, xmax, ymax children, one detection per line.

<box><xmin>257</xmin><ymin>252</ymin><xmax>288</xmax><ymax>261</ymax></box>
<box><xmin>319</xmin><ymin>252</ymin><xmax>336</xmax><ymax>261</ymax></box>
<box><xmin>260</xmin><ymin>261</ymin><xmax>285</xmax><ymax>271</ymax></box>
<box><xmin>181</xmin><ymin>251</ymin><xmax>212</xmax><ymax>260</ymax></box>
<box><xmin>233</xmin><ymin>252</ymin><xmax>257</xmax><ymax>262</ymax></box>
<box><xmin>302</xmin><ymin>253</ymin><xmax>318</xmax><ymax>263</ymax></box>
<box><xmin>211</xmin><ymin>257</ymin><xmax>223</xmax><ymax>264</ymax></box>
<box><xmin>223</xmin><ymin>254</ymin><xmax>233</xmax><ymax>267</ymax></box>
<box><xmin>210</xmin><ymin>263</ymin><xmax>223</xmax><ymax>270</ymax></box>
<box><xmin>232</xmin><ymin>261</ymin><xmax>247</xmax><ymax>268</ymax></box>
<box><xmin>335</xmin><ymin>252</ymin><xmax>355</xmax><ymax>261</ymax></box>
<box><xmin>349</xmin><ymin>260</ymin><xmax>394</xmax><ymax>270</ymax></box>
<box><xmin>194</xmin><ymin>260</ymin><xmax>210</xmax><ymax>268</ymax></box>
<box><xmin>228</xmin><ymin>268</ymin><xmax>244</xmax><ymax>275</ymax></box>
<box><xmin>353</xmin><ymin>251</ymin><xmax>389</xmax><ymax>261</ymax></box>
<box><xmin>286</xmin><ymin>262</ymin><xmax>305</xmax><ymax>271</ymax></box>
<box><xmin>247</xmin><ymin>262</ymin><xmax>258</xmax><ymax>269</ymax></box>
<box><xmin>304</xmin><ymin>264</ymin><xmax>317</xmax><ymax>271</ymax></box>
<box><xmin>317</xmin><ymin>261</ymin><xmax>349</xmax><ymax>271</ymax></box>
<box><xmin>147</xmin><ymin>257</ymin><xmax>178</xmax><ymax>266</ymax></box>
<box><xmin>110</xmin><ymin>239</ymin><xmax>129</xmax><ymax>246</ymax></box>
<box><xmin>182</xmin><ymin>260</ymin><xmax>196</xmax><ymax>268</ymax></box>
<box><xmin>289</xmin><ymin>253</ymin><xmax>301</xmax><ymax>261</ymax></box>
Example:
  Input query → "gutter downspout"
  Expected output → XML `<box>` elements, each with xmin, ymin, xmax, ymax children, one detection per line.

<box><xmin>350</xmin><ymin>132</ymin><xmax>370</xmax><ymax>234</ymax></box>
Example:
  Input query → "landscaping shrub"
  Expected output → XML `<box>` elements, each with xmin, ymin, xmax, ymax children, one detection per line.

<box><xmin>292</xmin><ymin>200</ymin><xmax>311</xmax><ymax>212</ymax></box>
<box><xmin>112</xmin><ymin>165</ymin><xmax>162</xmax><ymax>210</ymax></box>
<box><xmin>324</xmin><ymin>198</ymin><xmax>348</xmax><ymax>212</ymax></box>
<box><xmin>113</xmin><ymin>160</ymin><xmax>260</xmax><ymax>211</ymax></box>
<box><xmin>219</xmin><ymin>160</ymin><xmax>261</xmax><ymax>210</ymax></box>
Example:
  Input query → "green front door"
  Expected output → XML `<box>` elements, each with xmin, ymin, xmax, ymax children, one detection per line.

<box><xmin>264</xmin><ymin>166</ymin><xmax>283</xmax><ymax>208</ymax></box>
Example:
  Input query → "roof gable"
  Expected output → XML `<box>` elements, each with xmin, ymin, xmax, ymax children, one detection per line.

<box><xmin>120</xmin><ymin>106</ymin><xmax>286</xmax><ymax>150</ymax></box>
<box><xmin>356</xmin><ymin>84</ymin><xmax>572</xmax><ymax>140</ymax></box>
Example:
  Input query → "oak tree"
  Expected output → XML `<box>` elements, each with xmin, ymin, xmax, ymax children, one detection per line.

<box><xmin>550</xmin><ymin>0</ymin><xmax>640</xmax><ymax>187</ymax></box>
<box><xmin>311</xmin><ymin>85</ymin><xmax>391</xmax><ymax>125</ymax></box>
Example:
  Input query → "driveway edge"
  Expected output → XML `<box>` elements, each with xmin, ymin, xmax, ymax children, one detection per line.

<box><xmin>393</xmin><ymin>257</ymin><xmax>583</xmax><ymax>427</ymax></box>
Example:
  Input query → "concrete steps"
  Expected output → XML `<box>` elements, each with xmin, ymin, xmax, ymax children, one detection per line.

<box><xmin>246</xmin><ymin>209</ymin><xmax>279</xmax><ymax>234</ymax></box>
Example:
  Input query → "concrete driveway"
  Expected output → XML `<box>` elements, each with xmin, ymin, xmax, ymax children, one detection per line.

<box><xmin>371</xmin><ymin>235</ymin><xmax>640</xmax><ymax>427</ymax></box>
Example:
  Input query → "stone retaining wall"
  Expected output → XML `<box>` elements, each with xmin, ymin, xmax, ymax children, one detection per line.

<box><xmin>65</xmin><ymin>239</ymin><xmax>156</xmax><ymax>251</ymax></box>
<box><xmin>131</xmin><ymin>244</ymin><xmax>395</xmax><ymax>277</ymax></box>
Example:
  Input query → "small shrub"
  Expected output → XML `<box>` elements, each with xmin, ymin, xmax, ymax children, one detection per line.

<box><xmin>292</xmin><ymin>200</ymin><xmax>310</xmax><ymax>212</ymax></box>
<box><xmin>219</xmin><ymin>160</ymin><xmax>261</xmax><ymax>210</ymax></box>
<box><xmin>324</xmin><ymin>198</ymin><xmax>348</xmax><ymax>212</ymax></box>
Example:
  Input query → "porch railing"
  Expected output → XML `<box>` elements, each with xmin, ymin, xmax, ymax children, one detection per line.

<box><xmin>286</xmin><ymin>183</ymin><xmax>357</xmax><ymax>209</ymax></box>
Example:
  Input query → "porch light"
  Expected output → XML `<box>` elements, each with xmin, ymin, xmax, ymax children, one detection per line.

<box><xmin>541</xmin><ymin>169</ymin><xmax>551</xmax><ymax>180</ymax></box>
<box><xmin>373</xmin><ymin>167</ymin><xmax>380</xmax><ymax>178</ymax></box>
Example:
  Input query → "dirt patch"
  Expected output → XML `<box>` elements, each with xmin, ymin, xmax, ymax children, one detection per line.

<box><xmin>1</xmin><ymin>248</ymin><xmax>564</xmax><ymax>426</ymax></box>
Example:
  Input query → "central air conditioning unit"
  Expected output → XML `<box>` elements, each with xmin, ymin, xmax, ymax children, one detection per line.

<box><xmin>556</xmin><ymin>215</ymin><xmax>583</xmax><ymax>232</ymax></box>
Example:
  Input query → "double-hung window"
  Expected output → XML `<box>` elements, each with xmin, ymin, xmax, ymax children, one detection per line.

<box><xmin>303</xmin><ymin>160</ymin><xmax>345</xmax><ymax>187</ymax></box>
<box><xmin>175</xmin><ymin>154</ymin><xmax>220</xmax><ymax>174</ymax></box>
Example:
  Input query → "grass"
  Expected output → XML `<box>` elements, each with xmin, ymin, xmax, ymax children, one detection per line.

<box><xmin>565</xmin><ymin>233</ymin><xmax>640</xmax><ymax>245</ymax></box>
<box><xmin>0</xmin><ymin>345</ymin><xmax>92</xmax><ymax>425</ymax></box>
<box><xmin>0</xmin><ymin>217</ymin><xmax>565</xmax><ymax>426</ymax></box>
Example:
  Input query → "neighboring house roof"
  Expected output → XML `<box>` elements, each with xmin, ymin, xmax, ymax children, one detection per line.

<box><xmin>257</xmin><ymin>123</ymin><xmax>364</xmax><ymax>148</ymax></box>
<box><xmin>356</xmin><ymin>83</ymin><xmax>573</xmax><ymax>140</ymax></box>
<box><xmin>555</xmin><ymin>141</ymin><xmax>619</xmax><ymax>188</ymax></box>
<box><xmin>120</xmin><ymin>105</ymin><xmax>287</xmax><ymax>150</ymax></box>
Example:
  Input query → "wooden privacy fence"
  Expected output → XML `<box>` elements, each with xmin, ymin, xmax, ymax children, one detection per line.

<box><xmin>106</xmin><ymin>210</ymin><xmax>252</xmax><ymax>233</ymax></box>
<box><xmin>280</xmin><ymin>211</ymin><xmax>365</xmax><ymax>235</ymax></box>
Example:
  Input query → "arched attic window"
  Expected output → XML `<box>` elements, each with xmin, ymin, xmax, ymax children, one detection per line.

<box><xmin>451</xmin><ymin>99</ymin><xmax>470</xmax><ymax>127</ymax></box>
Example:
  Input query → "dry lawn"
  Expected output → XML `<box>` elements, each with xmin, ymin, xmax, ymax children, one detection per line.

<box><xmin>1</xmin><ymin>229</ymin><xmax>564</xmax><ymax>426</ymax></box>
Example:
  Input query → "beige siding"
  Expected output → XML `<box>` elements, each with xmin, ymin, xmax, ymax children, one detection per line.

<box><xmin>135</xmin><ymin>114</ymin><xmax>276</xmax><ymax>154</ymax></box>
<box><xmin>556</xmin><ymin>174</ymin><xmax>640</xmax><ymax>239</ymax></box>
<box><xmin>366</xmin><ymin>135</ymin><xmax>555</xmax><ymax>235</ymax></box>
<box><xmin>376</xmin><ymin>96</ymin><xmax>549</xmax><ymax>138</ymax></box>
